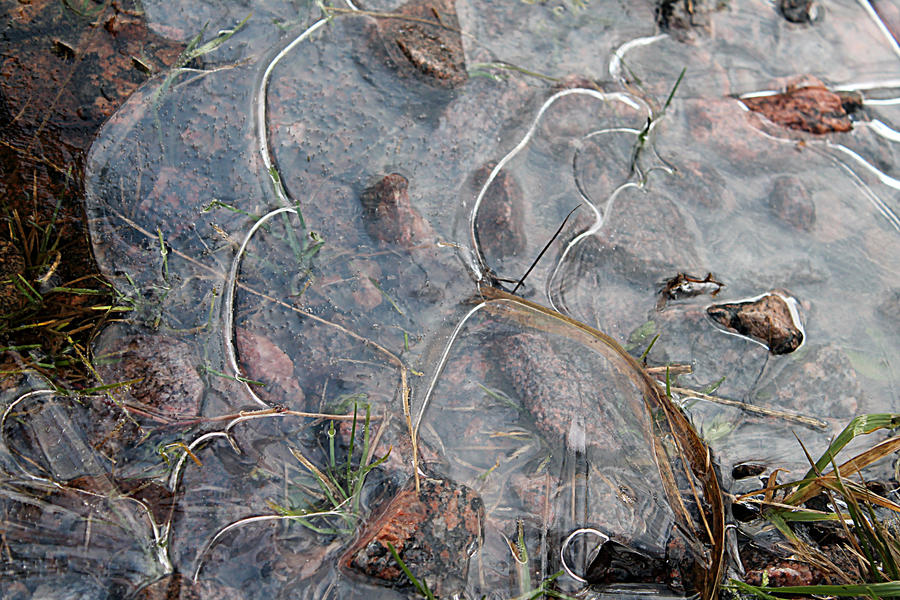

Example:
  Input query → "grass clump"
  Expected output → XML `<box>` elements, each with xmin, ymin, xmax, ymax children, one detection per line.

<box><xmin>268</xmin><ymin>401</ymin><xmax>391</xmax><ymax>535</ymax></box>
<box><xmin>0</xmin><ymin>203</ymin><xmax>123</xmax><ymax>389</ymax></box>
<box><xmin>730</xmin><ymin>414</ymin><xmax>900</xmax><ymax>598</ymax></box>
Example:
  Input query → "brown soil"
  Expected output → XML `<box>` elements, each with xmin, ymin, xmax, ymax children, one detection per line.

<box><xmin>0</xmin><ymin>0</ymin><xmax>184</xmax><ymax>385</ymax></box>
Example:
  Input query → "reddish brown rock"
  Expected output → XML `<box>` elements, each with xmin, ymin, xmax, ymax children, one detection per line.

<box><xmin>236</xmin><ymin>329</ymin><xmax>304</xmax><ymax>406</ymax></box>
<box><xmin>741</xmin><ymin>79</ymin><xmax>861</xmax><ymax>134</ymax></box>
<box><xmin>360</xmin><ymin>173</ymin><xmax>434</xmax><ymax>247</ymax></box>
<box><xmin>96</xmin><ymin>334</ymin><xmax>203</xmax><ymax>417</ymax></box>
<box><xmin>472</xmin><ymin>163</ymin><xmax>527</xmax><ymax>262</ymax></box>
<box><xmin>744</xmin><ymin>558</ymin><xmax>824</xmax><ymax>587</ymax></box>
<box><xmin>707</xmin><ymin>291</ymin><xmax>804</xmax><ymax>355</ymax></box>
<box><xmin>372</xmin><ymin>0</ymin><xmax>467</xmax><ymax>88</ymax></box>
<box><xmin>340</xmin><ymin>475</ymin><xmax>484</xmax><ymax>594</ymax></box>
<box><xmin>739</xmin><ymin>544</ymin><xmax>841</xmax><ymax>587</ymax></box>
<box><xmin>767</xmin><ymin>176</ymin><xmax>816</xmax><ymax>231</ymax></box>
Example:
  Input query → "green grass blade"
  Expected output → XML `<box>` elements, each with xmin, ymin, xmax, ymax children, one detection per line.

<box><xmin>802</xmin><ymin>414</ymin><xmax>900</xmax><ymax>480</ymax></box>
<box><xmin>387</xmin><ymin>542</ymin><xmax>437</xmax><ymax>600</ymax></box>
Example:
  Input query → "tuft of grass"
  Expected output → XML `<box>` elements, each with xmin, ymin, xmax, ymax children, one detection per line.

<box><xmin>270</xmin><ymin>402</ymin><xmax>391</xmax><ymax>535</ymax></box>
<box><xmin>1</xmin><ymin>203</ymin><xmax>123</xmax><ymax>389</ymax></box>
<box><xmin>733</xmin><ymin>414</ymin><xmax>900</xmax><ymax>596</ymax></box>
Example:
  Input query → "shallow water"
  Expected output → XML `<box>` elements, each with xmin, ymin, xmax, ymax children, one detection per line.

<box><xmin>2</xmin><ymin>0</ymin><xmax>900</xmax><ymax>598</ymax></box>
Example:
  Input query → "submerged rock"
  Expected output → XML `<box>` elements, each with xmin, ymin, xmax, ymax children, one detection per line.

<box><xmin>741</xmin><ymin>78</ymin><xmax>861</xmax><ymax>134</ymax></box>
<box><xmin>370</xmin><ymin>0</ymin><xmax>467</xmax><ymax>88</ymax></box>
<box><xmin>707</xmin><ymin>291</ymin><xmax>804</xmax><ymax>355</ymax></box>
<box><xmin>495</xmin><ymin>332</ymin><xmax>629</xmax><ymax>454</ymax></box>
<box><xmin>753</xmin><ymin>344</ymin><xmax>861</xmax><ymax>418</ymax></box>
<box><xmin>132</xmin><ymin>573</ymin><xmax>243</xmax><ymax>600</ymax></box>
<box><xmin>96</xmin><ymin>333</ymin><xmax>203</xmax><ymax>417</ymax></box>
<box><xmin>877</xmin><ymin>288</ymin><xmax>900</xmax><ymax>332</ymax></box>
<box><xmin>340</xmin><ymin>474</ymin><xmax>484</xmax><ymax>594</ymax></box>
<box><xmin>594</xmin><ymin>192</ymin><xmax>703</xmax><ymax>281</ymax></box>
<box><xmin>767</xmin><ymin>176</ymin><xmax>816</xmax><ymax>231</ymax></box>
<box><xmin>235</xmin><ymin>328</ymin><xmax>304</xmax><ymax>406</ymax></box>
<box><xmin>472</xmin><ymin>163</ymin><xmax>527</xmax><ymax>263</ymax></box>
<box><xmin>360</xmin><ymin>173</ymin><xmax>434</xmax><ymax>247</ymax></box>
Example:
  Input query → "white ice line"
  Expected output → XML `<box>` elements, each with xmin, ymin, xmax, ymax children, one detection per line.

<box><xmin>467</xmin><ymin>88</ymin><xmax>649</xmax><ymax>282</ymax></box>
<box><xmin>256</xmin><ymin>18</ymin><xmax>331</xmax><ymax>207</ymax></box>
<box><xmin>193</xmin><ymin>508</ymin><xmax>348</xmax><ymax>582</ymax></box>
<box><xmin>167</xmin><ymin>431</ymin><xmax>237</xmax><ymax>491</ymax></box>
<box><xmin>413</xmin><ymin>301</ymin><xmax>489</xmax><ymax>436</ymax></box>
<box><xmin>865</xmin><ymin>119</ymin><xmax>900</xmax><ymax>143</ymax></box>
<box><xmin>863</xmin><ymin>97</ymin><xmax>900</xmax><ymax>106</ymax></box>
<box><xmin>223</xmin><ymin>206</ymin><xmax>300</xmax><ymax>409</ymax></box>
<box><xmin>826</xmin><ymin>142</ymin><xmax>900</xmax><ymax>191</ymax></box>
<box><xmin>856</xmin><ymin>0</ymin><xmax>900</xmax><ymax>61</ymax></box>
<box><xmin>832</xmin><ymin>78</ymin><xmax>900</xmax><ymax>92</ymax></box>
<box><xmin>608</xmin><ymin>34</ymin><xmax>667</xmax><ymax>82</ymax></box>
<box><xmin>546</xmin><ymin>180</ymin><xmax>640</xmax><ymax>313</ymax></box>
<box><xmin>818</xmin><ymin>144</ymin><xmax>900</xmax><ymax>233</ymax></box>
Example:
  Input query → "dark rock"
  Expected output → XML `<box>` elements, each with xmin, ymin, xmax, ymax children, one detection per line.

<box><xmin>371</xmin><ymin>0</ymin><xmax>467</xmax><ymax>88</ymax></box>
<box><xmin>767</xmin><ymin>176</ymin><xmax>816</xmax><ymax>231</ymax></box>
<box><xmin>360</xmin><ymin>173</ymin><xmax>434</xmax><ymax>247</ymax></box>
<box><xmin>472</xmin><ymin>163</ymin><xmax>527</xmax><ymax>263</ymax></box>
<box><xmin>731</xmin><ymin>502</ymin><xmax>760</xmax><ymax>522</ymax></box>
<box><xmin>779</xmin><ymin>0</ymin><xmax>824</xmax><ymax>24</ymax></box>
<box><xmin>658</xmin><ymin>272</ymin><xmax>724</xmax><ymax>309</ymax></box>
<box><xmin>741</xmin><ymin>78</ymin><xmax>860</xmax><ymax>134</ymax></box>
<box><xmin>340</xmin><ymin>474</ymin><xmax>484</xmax><ymax>595</ymax></box>
<box><xmin>0</xmin><ymin>239</ymin><xmax>28</xmax><ymax>316</ymax></box>
<box><xmin>66</xmin><ymin>475</ymin><xmax>176</xmax><ymax>525</ymax></box>
<box><xmin>96</xmin><ymin>333</ymin><xmax>203</xmax><ymax>417</ymax></box>
<box><xmin>656</xmin><ymin>0</ymin><xmax>720</xmax><ymax>41</ymax></box>
<box><xmin>707</xmin><ymin>291</ymin><xmax>804</xmax><ymax>355</ymax></box>
<box><xmin>731</xmin><ymin>462</ymin><xmax>766</xmax><ymax>480</ymax></box>
<box><xmin>584</xmin><ymin>540</ymin><xmax>672</xmax><ymax>587</ymax></box>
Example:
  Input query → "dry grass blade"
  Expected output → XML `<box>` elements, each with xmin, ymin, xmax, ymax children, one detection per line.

<box><xmin>668</xmin><ymin>386</ymin><xmax>827</xmax><ymax>429</ymax></box>
<box><xmin>787</xmin><ymin>435</ymin><xmax>900</xmax><ymax>506</ymax></box>
<box><xmin>477</xmin><ymin>286</ymin><xmax>725</xmax><ymax>600</ymax></box>
<box><xmin>290</xmin><ymin>447</ymin><xmax>343</xmax><ymax>501</ymax></box>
